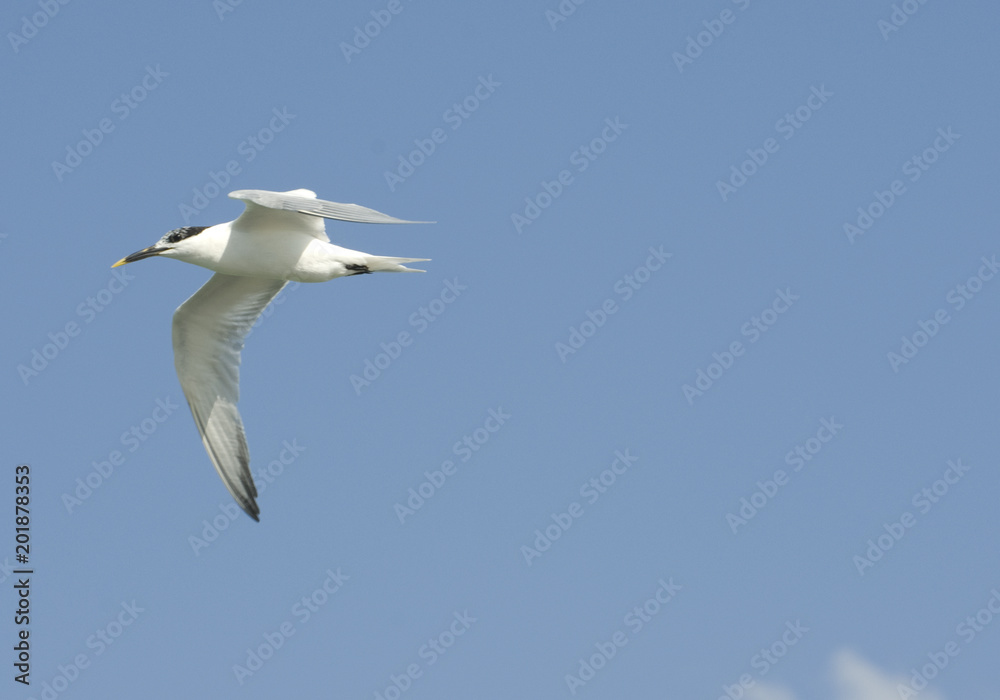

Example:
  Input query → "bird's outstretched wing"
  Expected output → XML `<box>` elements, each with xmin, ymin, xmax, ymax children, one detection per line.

<box><xmin>229</xmin><ymin>188</ymin><xmax>432</xmax><ymax>241</ymax></box>
<box><xmin>172</xmin><ymin>273</ymin><xmax>288</xmax><ymax>521</ymax></box>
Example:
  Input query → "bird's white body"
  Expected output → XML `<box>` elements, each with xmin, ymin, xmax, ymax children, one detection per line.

<box><xmin>171</xmin><ymin>222</ymin><xmax>370</xmax><ymax>282</ymax></box>
<box><xmin>154</xmin><ymin>188</ymin><xmax>428</xmax><ymax>282</ymax></box>
<box><xmin>113</xmin><ymin>188</ymin><xmax>431</xmax><ymax>521</ymax></box>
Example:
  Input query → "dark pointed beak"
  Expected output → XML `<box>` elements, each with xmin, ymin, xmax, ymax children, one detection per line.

<box><xmin>111</xmin><ymin>245</ymin><xmax>171</xmax><ymax>268</ymax></box>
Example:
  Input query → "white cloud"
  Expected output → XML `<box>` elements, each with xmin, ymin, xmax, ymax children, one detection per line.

<box><xmin>744</xmin><ymin>649</ymin><xmax>943</xmax><ymax>700</ymax></box>
<box><xmin>831</xmin><ymin>649</ymin><xmax>943</xmax><ymax>700</ymax></box>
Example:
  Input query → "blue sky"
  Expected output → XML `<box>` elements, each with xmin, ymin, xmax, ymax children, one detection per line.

<box><xmin>2</xmin><ymin>1</ymin><xmax>999</xmax><ymax>698</ymax></box>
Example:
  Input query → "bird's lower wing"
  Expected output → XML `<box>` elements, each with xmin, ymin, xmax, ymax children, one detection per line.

<box><xmin>171</xmin><ymin>273</ymin><xmax>288</xmax><ymax>521</ymax></box>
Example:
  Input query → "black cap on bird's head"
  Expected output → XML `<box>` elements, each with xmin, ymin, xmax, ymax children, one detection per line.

<box><xmin>163</xmin><ymin>226</ymin><xmax>209</xmax><ymax>244</ymax></box>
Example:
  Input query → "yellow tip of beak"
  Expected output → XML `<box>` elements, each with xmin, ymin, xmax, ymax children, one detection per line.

<box><xmin>111</xmin><ymin>258</ymin><xmax>129</xmax><ymax>268</ymax></box>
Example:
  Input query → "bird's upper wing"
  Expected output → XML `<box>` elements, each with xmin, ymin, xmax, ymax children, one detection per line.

<box><xmin>228</xmin><ymin>189</ymin><xmax>432</xmax><ymax>243</ymax></box>
<box><xmin>172</xmin><ymin>272</ymin><xmax>288</xmax><ymax>521</ymax></box>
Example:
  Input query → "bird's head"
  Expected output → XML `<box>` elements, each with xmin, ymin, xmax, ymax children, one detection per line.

<box><xmin>111</xmin><ymin>226</ymin><xmax>209</xmax><ymax>268</ymax></box>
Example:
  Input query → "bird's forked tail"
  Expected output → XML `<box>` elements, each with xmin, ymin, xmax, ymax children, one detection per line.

<box><xmin>364</xmin><ymin>255</ymin><xmax>430</xmax><ymax>273</ymax></box>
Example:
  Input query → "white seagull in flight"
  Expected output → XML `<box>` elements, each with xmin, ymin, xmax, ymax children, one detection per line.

<box><xmin>112</xmin><ymin>188</ymin><xmax>431</xmax><ymax>521</ymax></box>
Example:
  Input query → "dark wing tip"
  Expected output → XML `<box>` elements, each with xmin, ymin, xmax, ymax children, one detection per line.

<box><xmin>241</xmin><ymin>498</ymin><xmax>260</xmax><ymax>522</ymax></box>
